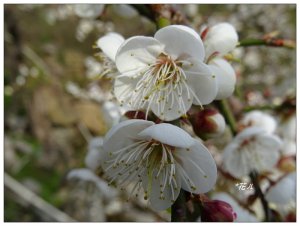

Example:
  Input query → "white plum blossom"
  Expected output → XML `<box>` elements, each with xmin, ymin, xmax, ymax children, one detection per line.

<box><xmin>265</xmin><ymin>172</ymin><xmax>296</xmax><ymax>205</ymax></box>
<box><xmin>239</xmin><ymin>110</ymin><xmax>277</xmax><ymax>134</ymax></box>
<box><xmin>67</xmin><ymin>168</ymin><xmax>117</xmax><ymax>201</ymax></box>
<box><xmin>113</xmin><ymin>25</ymin><xmax>218</xmax><ymax>121</ymax></box>
<box><xmin>97</xmin><ymin>32</ymin><xmax>125</xmax><ymax>61</ymax></box>
<box><xmin>222</xmin><ymin>126</ymin><xmax>282</xmax><ymax>179</ymax></box>
<box><xmin>74</xmin><ymin>4</ymin><xmax>104</xmax><ymax>19</ymax></box>
<box><xmin>202</xmin><ymin>23</ymin><xmax>238</xmax><ymax>99</ymax></box>
<box><xmin>101</xmin><ymin>119</ymin><xmax>217</xmax><ymax>210</ymax></box>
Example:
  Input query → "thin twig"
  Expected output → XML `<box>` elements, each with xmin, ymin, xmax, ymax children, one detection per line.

<box><xmin>215</xmin><ymin>99</ymin><xmax>237</xmax><ymax>135</ymax></box>
<box><xmin>4</xmin><ymin>172</ymin><xmax>76</xmax><ymax>222</ymax></box>
<box><xmin>238</xmin><ymin>38</ymin><xmax>295</xmax><ymax>49</ymax></box>
<box><xmin>22</xmin><ymin>45</ymin><xmax>51</xmax><ymax>77</ymax></box>
<box><xmin>249</xmin><ymin>171</ymin><xmax>271</xmax><ymax>222</ymax></box>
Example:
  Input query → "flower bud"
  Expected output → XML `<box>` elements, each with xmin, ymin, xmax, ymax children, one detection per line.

<box><xmin>202</xmin><ymin>23</ymin><xmax>238</xmax><ymax>59</ymax></box>
<box><xmin>189</xmin><ymin>108</ymin><xmax>226</xmax><ymax>139</ymax></box>
<box><xmin>201</xmin><ymin>199</ymin><xmax>237</xmax><ymax>222</ymax></box>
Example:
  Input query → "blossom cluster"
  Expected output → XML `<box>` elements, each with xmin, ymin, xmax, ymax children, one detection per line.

<box><xmin>94</xmin><ymin>23</ymin><xmax>239</xmax><ymax>211</ymax></box>
<box><xmin>69</xmin><ymin>8</ymin><xmax>295</xmax><ymax>221</ymax></box>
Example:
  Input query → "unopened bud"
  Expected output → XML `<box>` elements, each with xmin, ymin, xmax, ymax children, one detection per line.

<box><xmin>201</xmin><ymin>199</ymin><xmax>237</xmax><ymax>222</ymax></box>
<box><xmin>189</xmin><ymin>108</ymin><xmax>225</xmax><ymax>139</ymax></box>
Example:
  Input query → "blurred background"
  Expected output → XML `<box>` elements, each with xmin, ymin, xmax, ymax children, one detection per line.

<box><xmin>4</xmin><ymin>4</ymin><xmax>296</xmax><ymax>222</ymax></box>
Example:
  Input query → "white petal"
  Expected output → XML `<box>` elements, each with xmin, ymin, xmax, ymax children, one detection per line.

<box><xmin>150</xmin><ymin>82</ymin><xmax>193</xmax><ymax>121</ymax></box>
<box><xmin>115</xmin><ymin>36</ymin><xmax>163</xmax><ymax>73</ymax></box>
<box><xmin>137</xmin><ymin>123</ymin><xmax>195</xmax><ymax>148</ymax></box>
<box><xmin>241</xmin><ymin>110</ymin><xmax>277</xmax><ymax>134</ymax></box>
<box><xmin>142</xmin><ymin>170</ymin><xmax>181</xmax><ymax>210</ymax></box>
<box><xmin>235</xmin><ymin>126</ymin><xmax>265</xmax><ymax>141</ymax></box>
<box><xmin>253</xmin><ymin>134</ymin><xmax>281</xmax><ymax>171</ymax></box>
<box><xmin>97</xmin><ymin>32</ymin><xmax>125</xmax><ymax>61</ymax></box>
<box><xmin>175</xmin><ymin>140</ymin><xmax>217</xmax><ymax>193</ymax></box>
<box><xmin>265</xmin><ymin>172</ymin><xmax>296</xmax><ymax>205</ymax></box>
<box><xmin>154</xmin><ymin>25</ymin><xmax>205</xmax><ymax>61</ymax></box>
<box><xmin>204</xmin><ymin>22</ymin><xmax>238</xmax><ymax>58</ymax></box>
<box><xmin>114</xmin><ymin>76</ymin><xmax>139</xmax><ymax>107</ymax></box>
<box><xmin>103</xmin><ymin>119</ymin><xmax>154</xmax><ymax>153</ymax></box>
<box><xmin>209</xmin><ymin>58</ymin><xmax>236</xmax><ymax>100</ymax></box>
<box><xmin>184</xmin><ymin>59</ymin><xmax>218</xmax><ymax>105</ymax></box>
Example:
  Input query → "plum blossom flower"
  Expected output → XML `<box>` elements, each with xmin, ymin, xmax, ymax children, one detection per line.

<box><xmin>202</xmin><ymin>23</ymin><xmax>238</xmax><ymax>99</ymax></box>
<box><xmin>222</xmin><ymin>126</ymin><xmax>282</xmax><ymax>179</ymax></box>
<box><xmin>239</xmin><ymin>110</ymin><xmax>277</xmax><ymax>134</ymax></box>
<box><xmin>101</xmin><ymin>119</ymin><xmax>217</xmax><ymax>210</ymax></box>
<box><xmin>113</xmin><ymin>25</ymin><xmax>218</xmax><ymax>121</ymax></box>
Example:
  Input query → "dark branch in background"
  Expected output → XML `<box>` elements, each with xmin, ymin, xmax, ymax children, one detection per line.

<box><xmin>249</xmin><ymin>171</ymin><xmax>271</xmax><ymax>222</ymax></box>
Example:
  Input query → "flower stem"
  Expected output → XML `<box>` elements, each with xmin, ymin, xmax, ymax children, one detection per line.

<box><xmin>171</xmin><ymin>189</ymin><xmax>187</xmax><ymax>222</ymax></box>
<box><xmin>249</xmin><ymin>171</ymin><xmax>271</xmax><ymax>222</ymax></box>
<box><xmin>238</xmin><ymin>38</ymin><xmax>295</xmax><ymax>49</ymax></box>
<box><xmin>216</xmin><ymin>99</ymin><xmax>237</xmax><ymax>135</ymax></box>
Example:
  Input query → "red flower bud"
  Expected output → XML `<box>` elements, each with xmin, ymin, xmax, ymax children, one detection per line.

<box><xmin>189</xmin><ymin>108</ymin><xmax>225</xmax><ymax>139</ymax></box>
<box><xmin>201</xmin><ymin>199</ymin><xmax>237</xmax><ymax>222</ymax></box>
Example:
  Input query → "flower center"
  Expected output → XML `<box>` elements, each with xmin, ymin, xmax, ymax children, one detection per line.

<box><xmin>103</xmin><ymin>139</ymin><xmax>178</xmax><ymax>202</ymax></box>
<box><xmin>117</xmin><ymin>52</ymin><xmax>204</xmax><ymax>121</ymax></box>
<box><xmin>152</xmin><ymin>53</ymin><xmax>183</xmax><ymax>84</ymax></box>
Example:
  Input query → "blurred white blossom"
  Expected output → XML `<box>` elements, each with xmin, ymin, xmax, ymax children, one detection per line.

<box><xmin>239</xmin><ymin>110</ymin><xmax>277</xmax><ymax>134</ymax></box>
<box><xmin>265</xmin><ymin>172</ymin><xmax>296</xmax><ymax>205</ymax></box>
<box><xmin>222</xmin><ymin>126</ymin><xmax>282</xmax><ymax>179</ymax></box>
<box><xmin>67</xmin><ymin>168</ymin><xmax>117</xmax><ymax>201</ymax></box>
<box><xmin>85</xmin><ymin>137</ymin><xmax>104</xmax><ymax>171</ymax></box>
